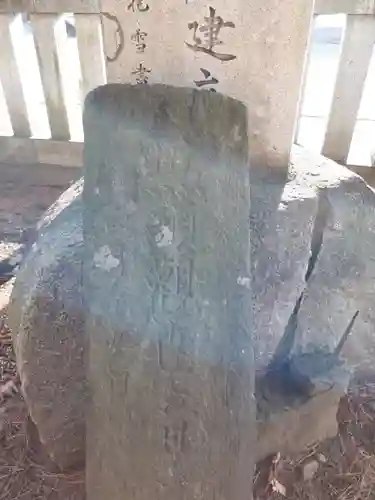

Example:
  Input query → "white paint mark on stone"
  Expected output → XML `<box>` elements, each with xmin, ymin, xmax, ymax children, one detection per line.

<box><xmin>126</xmin><ymin>200</ymin><xmax>137</xmax><ymax>215</ymax></box>
<box><xmin>140</xmin><ymin>339</ymin><xmax>151</xmax><ymax>349</ymax></box>
<box><xmin>237</xmin><ymin>276</ymin><xmax>251</xmax><ymax>289</ymax></box>
<box><xmin>155</xmin><ymin>226</ymin><xmax>173</xmax><ymax>247</ymax></box>
<box><xmin>93</xmin><ymin>245</ymin><xmax>119</xmax><ymax>271</ymax></box>
<box><xmin>231</xmin><ymin>124</ymin><xmax>242</xmax><ymax>142</ymax></box>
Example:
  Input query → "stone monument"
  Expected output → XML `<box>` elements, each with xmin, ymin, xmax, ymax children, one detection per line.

<box><xmin>99</xmin><ymin>0</ymin><xmax>317</xmax><ymax>375</ymax></box>
<box><xmin>8</xmin><ymin>0</ymin><xmax>367</xmax><ymax>478</ymax></box>
<box><xmin>83</xmin><ymin>83</ymin><xmax>254</xmax><ymax>499</ymax></box>
<box><xmin>101</xmin><ymin>0</ymin><xmax>315</xmax><ymax>169</ymax></box>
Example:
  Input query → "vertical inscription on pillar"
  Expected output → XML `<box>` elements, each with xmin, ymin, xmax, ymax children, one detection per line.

<box><xmin>185</xmin><ymin>6</ymin><xmax>236</xmax><ymax>61</ymax></box>
<box><xmin>128</xmin><ymin>1</ymin><xmax>151</xmax><ymax>83</ymax></box>
<box><xmin>193</xmin><ymin>68</ymin><xmax>218</xmax><ymax>92</ymax></box>
<box><xmin>131</xmin><ymin>27</ymin><xmax>148</xmax><ymax>53</ymax></box>
<box><xmin>131</xmin><ymin>62</ymin><xmax>151</xmax><ymax>83</ymax></box>
<box><xmin>127</xmin><ymin>0</ymin><xmax>150</xmax><ymax>12</ymax></box>
<box><xmin>186</xmin><ymin>6</ymin><xmax>236</xmax><ymax>92</ymax></box>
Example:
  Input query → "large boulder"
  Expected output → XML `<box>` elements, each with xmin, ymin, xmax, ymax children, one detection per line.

<box><xmin>252</xmin><ymin>150</ymin><xmax>352</xmax><ymax>460</ymax></box>
<box><xmin>250</xmin><ymin>164</ymin><xmax>317</xmax><ymax>370</ymax></box>
<box><xmin>290</xmin><ymin>149</ymin><xmax>375</xmax><ymax>371</ymax></box>
<box><xmin>8</xmin><ymin>179</ymin><xmax>85</xmax><ymax>470</ymax></box>
<box><xmin>8</xmin><ymin>145</ymin><xmax>375</xmax><ymax>469</ymax></box>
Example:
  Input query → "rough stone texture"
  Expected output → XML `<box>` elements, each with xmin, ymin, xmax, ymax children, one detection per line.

<box><xmin>7</xmin><ymin>143</ymin><xmax>375</xmax><ymax>470</ymax></box>
<box><xmin>83</xmin><ymin>84</ymin><xmax>254</xmax><ymax>500</ymax></box>
<box><xmin>250</xmin><ymin>165</ymin><xmax>317</xmax><ymax>369</ymax></box>
<box><xmin>255</xmin><ymin>354</ymin><xmax>351</xmax><ymax>461</ymax></box>
<box><xmin>252</xmin><ymin>147</ymin><xmax>375</xmax><ymax>460</ymax></box>
<box><xmin>8</xmin><ymin>179</ymin><xmax>85</xmax><ymax>471</ymax></box>
<box><xmin>256</xmin><ymin>380</ymin><xmax>343</xmax><ymax>461</ymax></box>
<box><xmin>289</xmin><ymin>148</ymin><xmax>375</xmax><ymax>371</ymax></box>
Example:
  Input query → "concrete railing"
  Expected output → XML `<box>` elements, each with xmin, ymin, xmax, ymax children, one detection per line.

<box><xmin>0</xmin><ymin>0</ymin><xmax>374</xmax><ymax>168</ymax></box>
<box><xmin>296</xmin><ymin>5</ymin><xmax>375</xmax><ymax>167</ymax></box>
<box><xmin>0</xmin><ymin>6</ymin><xmax>105</xmax><ymax>166</ymax></box>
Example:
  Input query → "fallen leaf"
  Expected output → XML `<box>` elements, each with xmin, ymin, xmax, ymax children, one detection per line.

<box><xmin>317</xmin><ymin>453</ymin><xmax>327</xmax><ymax>463</ymax></box>
<box><xmin>0</xmin><ymin>379</ymin><xmax>18</xmax><ymax>401</ymax></box>
<box><xmin>303</xmin><ymin>460</ymin><xmax>319</xmax><ymax>481</ymax></box>
<box><xmin>271</xmin><ymin>478</ymin><xmax>286</xmax><ymax>496</ymax></box>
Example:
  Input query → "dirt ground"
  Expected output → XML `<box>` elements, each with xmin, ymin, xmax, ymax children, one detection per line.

<box><xmin>1</xmin><ymin>161</ymin><xmax>375</xmax><ymax>500</ymax></box>
<box><xmin>0</xmin><ymin>162</ymin><xmax>83</xmax><ymax>500</ymax></box>
<box><xmin>254</xmin><ymin>375</ymin><xmax>375</xmax><ymax>499</ymax></box>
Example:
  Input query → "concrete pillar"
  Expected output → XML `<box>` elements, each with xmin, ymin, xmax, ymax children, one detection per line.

<box><xmin>83</xmin><ymin>84</ymin><xmax>254</xmax><ymax>500</ymax></box>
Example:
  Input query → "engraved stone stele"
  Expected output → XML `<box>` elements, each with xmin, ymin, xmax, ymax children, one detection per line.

<box><xmin>83</xmin><ymin>84</ymin><xmax>254</xmax><ymax>500</ymax></box>
<box><xmin>101</xmin><ymin>0</ymin><xmax>315</xmax><ymax>168</ymax></box>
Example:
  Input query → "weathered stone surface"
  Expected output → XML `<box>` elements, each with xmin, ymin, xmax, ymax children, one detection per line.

<box><xmin>253</xmin><ymin>147</ymin><xmax>370</xmax><ymax>459</ymax></box>
<box><xmin>256</xmin><ymin>379</ymin><xmax>343</xmax><ymax>460</ymax></box>
<box><xmin>255</xmin><ymin>353</ymin><xmax>350</xmax><ymax>461</ymax></box>
<box><xmin>7</xmin><ymin>142</ymin><xmax>375</xmax><ymax>472</ymax></box>
<box><xmin>84</xmin><ymin>84</ymin><xmax>254</xmax><ymax>500</ymax></box>
<box><xmin>251</xmin><ymin>165</ymin><xmax>318</xmax><ymax>369</ymax></box>
<box><xmin>252</xmin><ymin>147</ymin><xmax>375</xmax><ymax>461</ymax></box>
<box><xmin>289</xmin><ymin>148</ymin><xmax>375</xmax><ymax>372</ymax></box>
<box><xmin>8</xmin><ymin>178</ymin><xmax>85</xmax><ymax>470</ymax></box>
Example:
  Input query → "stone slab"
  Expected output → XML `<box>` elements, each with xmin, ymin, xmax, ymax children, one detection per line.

<box><xmin>83</xmin><ymin>84</ymin><xmax>254</xmax><ymax>500</ymax></box>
